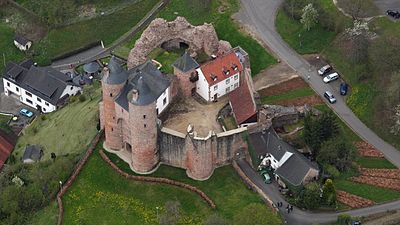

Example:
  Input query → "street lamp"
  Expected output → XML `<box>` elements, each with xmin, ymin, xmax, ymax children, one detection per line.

<box><xmin>155</xmin><ymin>206</ymin><xmax>159</xmax><ymax>220</ymax></box>
<box><xmin>59</xmin><ymin>181</ymin><xmax>63</xmax><ymax>191</ymax></box>
<box><xmin>298</xmin><ymin>33</ymin><xmax>302</xmax><ymax>47</ymax></box>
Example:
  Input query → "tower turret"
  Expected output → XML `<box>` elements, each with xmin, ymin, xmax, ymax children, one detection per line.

<box><xmin>102</xmin><ymin>57</ymin><xmax>127</xmax><ymax>150</ymax></box>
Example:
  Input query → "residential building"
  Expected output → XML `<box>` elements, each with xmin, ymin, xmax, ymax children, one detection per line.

<box><xmin>3</xmin><ymin>60</ymin><xmax>81</xmax><ymax>113</ymax></box>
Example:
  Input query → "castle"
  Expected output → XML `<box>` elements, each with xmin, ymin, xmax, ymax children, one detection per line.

<box><xmin>99</xmin><ymin>17</ymin><xmax>255</xmax><ymax>180</ymax></box>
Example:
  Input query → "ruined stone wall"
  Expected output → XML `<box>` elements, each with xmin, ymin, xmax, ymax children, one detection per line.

<box><xmin>127</xmin><ymin>17</ymin><xmax>220</xmax><ymax>69</ymax></box>
<box><xmin>173</xmin><ymin>67</ymin><xmax>196</xmax><ymax>97</ymax></box>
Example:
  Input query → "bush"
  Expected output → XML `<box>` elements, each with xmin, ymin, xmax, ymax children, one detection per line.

<box><xmin>337</xmin><ymin>214</ymin><xmax>352</xmax><ymax>225</ymax></box>
<box><xmin>78</xmin><ymin>95</ymin><xmax>86</xmax><ymax>102</ymax></box>
<box><xmin>69</xmin><ymin>95</ymin><xmax>77</xmax><ymax>103</ymax></box>
<box><xmin>324</xmin><ymin>164</ymin><xmax>340</xmax><ymax>178</ymax></box>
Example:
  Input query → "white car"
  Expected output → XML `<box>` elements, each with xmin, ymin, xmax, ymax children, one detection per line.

<box><xmin>323</xmin><ymin>72</ymin><xmax>339</xmax><ymax>83</ymax></box>
<box><xmin>318</xmin><ymin>65</ymin><xmax>332</xmax><ymax>75</ymax></box>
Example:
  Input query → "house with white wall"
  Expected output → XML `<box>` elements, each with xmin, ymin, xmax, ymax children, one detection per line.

<box><xmin>14</xmin><ymin>34</ymin><xmax>32</xmax><ymax>51</ymax></box>
<box><xmin>195</xmin><ymin>51</ymin><xmax>243</xmax><ymax>102</ymax></box>
<box><xmin>3</xmin><ymin>60</ymin><xmax>81</xmax><ymax>113</ymax></box>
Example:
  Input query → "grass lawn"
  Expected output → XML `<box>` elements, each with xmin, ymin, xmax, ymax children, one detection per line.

<box><xmin>261</xmin><ymin>87</ymin><xmax>315</xmax><ymax>104</ymax></box>
<box><xmin>149</xmin><ymin>48</ymin><xmax>185</xmax><ymax>74</ymax></box>
<box><xmin>223</xmin><ymin>116</ymin><xmax>237</xmax><ymax>130</ymax></box>
<box><xmin>356</xmin><ymin>157</ymin><xmax>397</xmax><ymax>169</ymax></box>
<box><xmin>62</xmin><ymin>145</ymin><xmax>276</xmax><ymax>224</ymax></box>
<box><xmin>13</xmin><ymin>82</ymin><xmax>102</xmax><ymax>161</ymax></box>
<box><xmin>0</xmin><ymin>114</ymin><xmax>12</xmax><ymax>134</ymax></box>
<box><xmin>32</xmin><ymin>0</ymin><xmax>159</xmax><ymax>64</ymax></box>
<box><xmin>275</xmin><ymin>9</ymin><xmax>336</xmax><ymax>54</ymax></box>
<box><xmin>27</xmin><ymin>201</ymin><xmax>59</xmax><ymax>225</ymax></box>
<box><xmin>0</xmin><ymin>23</ymin><xmax>26</xmax><ymax>75</ymax></box>
<box><xmin>335</xmin><ymin>179</ymin><xmax>400</xmax><ymax>203</ymax></box>
<box><xmin>117</xmin><ymin>0</ymin><xmax>277</xmax><ymax>75</ymax></box>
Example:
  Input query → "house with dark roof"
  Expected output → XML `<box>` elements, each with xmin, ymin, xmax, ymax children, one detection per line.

<box><xmin>195</xmin><ymin>51</ymin><xmax>243</xmax><ymax>102</ymax></box>
<box><xmin>14</xmin><ymin>34</ymin><xmax>32</xmax><ymax>51</ymax></box>
<box><xmin>22</xmin><ymin>145</ymin><xmax>43</xmax><ymax>163</ymax></box>
<box><xmin>229</xmin><ymin>77</ymin><xmax>257</xmax><ymax>127</ymax></box>
<box><xmin>2</xmin><ymin>60</ymin><xmax>82</xmax><ymax>113</ymax></box>
<box><xmin>249</xmin><ymin>128</ymin><xmax>319</xmax><ymax>187</ymax></box>
<box><xmin>0</xmin><ymin>130</ymin><xmax>16</xmax><ymax>171</ymax></box>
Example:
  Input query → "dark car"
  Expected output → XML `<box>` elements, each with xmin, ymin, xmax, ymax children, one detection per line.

<box><xmin>340</xmin><ymin>83</ymin><xmax>348</xmax><ymax>96</ymax></box>
<box><xmin>387</xmin><ymin>10</ymin><xmax>400</xmax><ymax>19</ymax></box>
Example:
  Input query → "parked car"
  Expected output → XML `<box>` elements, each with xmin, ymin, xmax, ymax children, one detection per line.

<box><xmin>260</xmin><ymin>170</ymin><xmax>272</xmax><ymax>184</ymax></box>
<box><xmin>324</xmin><ymin>91</ymin><xmax>337</xmax><ymax>104</ymax></box>
<box><xmin>387</xmin><ymin>10</ymin><xmax>400</xmax><ymax>19</ymax></box>
<box><xmin>318</xmin><ymin>64</ymin><xmax>332</xmax><ymax>76</ymax></box>
<box><xmin>19</xmin><ymin>108</ymin><xmax>34</xmax><ymax>118</ymax></box>
<box><xmin>340</xmin><ymin>83</ymin><xmax>348</xmax><ymax>95</ymax></box>
<box><xmin>323</xmin><ymin>72</ymin><xmax>339</xmax><ymax>83</ymax></box>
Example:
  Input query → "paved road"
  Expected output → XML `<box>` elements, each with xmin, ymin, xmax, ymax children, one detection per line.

<box><xmin>51</xmin><ymin>0</ymin><xmax>169</xmax><ymax>70</ymax></box>
<box><xmin>374</xmin><ymin>0</ymin><xmax>400</xmax><ymax>13</ymax></box>
<box><xmin>238</xmin><ymin>0</ymin><xmax>400</xmax><ymax>169</ymax></box>
<box><xmin>237</xmin><ymin>159</ymin><xmax>400</xmax><ymax>225</ymax></box>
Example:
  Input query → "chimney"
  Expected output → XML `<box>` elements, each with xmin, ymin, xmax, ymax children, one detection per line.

<box><xmin>131</xmin><ymin>89</ymin><xmax>139</xmax><ymax>102</ymax></box>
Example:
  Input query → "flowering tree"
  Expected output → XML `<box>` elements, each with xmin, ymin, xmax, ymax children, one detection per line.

<box><xmin>300</xmin><ymin>3</ymin><xmax>318</xmax><ymax>31</ymax></box>
<box><xmin>391</xmin><ymin>104</ymin><xmax>400</xmax><ymax>135</ymax></box>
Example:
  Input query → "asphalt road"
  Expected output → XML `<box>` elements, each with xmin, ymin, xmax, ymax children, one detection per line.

<box><xmin>238</xmin><ymin>0</ymin><xmax>400</xmax><ymax>169</ymax></box>
<box><xmin>237</xmin><ymin>159</ymin><xmax>400</xmax><ymax>225</ymax></box>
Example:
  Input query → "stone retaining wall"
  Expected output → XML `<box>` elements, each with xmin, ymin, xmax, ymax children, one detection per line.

<box><xmin>99</xmin><ymin>149</ymin><xmax>216</xmax><ymax>209</ymax></box>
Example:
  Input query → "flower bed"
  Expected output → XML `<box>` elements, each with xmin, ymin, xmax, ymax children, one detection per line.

<box><xmin>351</xmin><ymin>176</ymin><xmax>400</xmax><ymax>191</ymax></box>
<box><xmin>355</xmin><ymin>141</ymin><xmax>384</xmax><ymax>158</ymax></box>
<box><xmin>337</xmin><ymin>190</ymin><xmax>375</xmax><ymax>208</ymax></box>
<box><xmin>360</xmin><ymin>168</ymin><xmax>400</xmax><ymax>180</ymax></box>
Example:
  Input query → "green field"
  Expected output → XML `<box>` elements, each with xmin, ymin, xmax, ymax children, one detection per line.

<box><xmin>0</xmin><ymin>23</ymin><xmax>26</xmax><ymax>75</ymax></box>
<box><xmin>261</xmin><ymin>87</ymin><xmax>315</xmax><ymax>105</ymax></box>
<box><xmin>117</xmin><ymin>0</ymin><xmax>277</xmax><ymax>76</ymax></box>
<box><xmin>275</xmin><ymin>9</ymin><xmax>336</xmax><ymax>54</ymax></box>
<box><xmin>13</xmin><ymin>83</ymin><xmax>102</xmax><ymax>161</ymax></box>
<box><xmin>62</xmin><ymin>146</ymin><xmax>279</xmax><ymax>224</ymax></box>
<box><xmin>356</xmin><ymin>157</ymin><xmax>397</xmax><ymax>169</ymax></box>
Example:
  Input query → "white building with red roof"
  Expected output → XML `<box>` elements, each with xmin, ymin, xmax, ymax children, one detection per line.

<box><xmin>195</xmin><ymin>51</ymin><xmax>243</xmax><ymax>101</ymax></box>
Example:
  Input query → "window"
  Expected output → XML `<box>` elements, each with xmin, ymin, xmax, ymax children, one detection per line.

<box><xmin>163</xmin><ymin>97</ymin><xmax>167</xmax><ymax>106</ymax></box>
<box><xmin>144</xmin><ymin>124</ymin><xmax>147</xmax><ymax>128</ymax></box>
<box><xmin>6</xmin><ymin>82</ymin><xmax>10</xmax><ymax>87</ymax></box>
<box><xmin>214</xmin><ymin>85</ymin><xmax>218</xmax><ymax>91</ymax></box>
<box><xmin>226</xmin><ymin>87</ymin><xmax>230</xmax><ymax>93</ymax></box>
<box><xmin>225</xmin><ymin>79</ymin><xmax>230</xmax><ymax>85</ymax></box>
<box><xmin>143</xmin><ymin>115</ymin><xmax>146</xmax><ymax>119</ymax></box>
<box><xmin>234</xmin><ymin>83</ymin><xmax>239</xmax><ymax>88</ymax></box>
<box><xmin>37</xmin><ymin>97</ymin><xmax>42</xmax><ymax>102</ymax></box>
<box><xmin>26</xmin><ymin>99</ymin><xmax>33</xmax><ymax>104</ymax></box>
<box><xmin>43</xmin><ymin>108</ymin><xmax>46</xmax><ymax>112</ymax></box>
<box><xmin>234</xmin><ymin>75</ymin><xmax>239</xmax><ymax>80</ymax></box>
<box><xmin>70</xmin><ymin>86</ymin><xmax>73</xmax><ymax>90</ymax></box>
<box><xmin>111</xmin><ymin>128</ymin><xmax>113</xmax><ymax>132</ymax></box>
<box><xmin>109</xmin><ymin>93</ymin><xmax>113</xmax><ymax>97</ymax></box>
<box><xmin>25</xmin><ymin>91</ymin><xmax>32</xmax><ymax>97</ymax></box>
<box><xmin>16</xmin><ymin>87</ymin><xmax>19</xmax><ymax>92</ymax></box>
<box><xmin>45</xmin><ymin>102</ymin><xmax>49</xmax><ymax>106</ymax></box>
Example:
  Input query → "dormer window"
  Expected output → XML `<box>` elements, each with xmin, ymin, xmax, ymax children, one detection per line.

<box><xmin>223</xmin><ymin>66</ymin><xmax>230</xmax><ymax>76</ymax></box>
<box><xmin>232</xmin><ymin>64</ymin><xmax>238</xmax><ymax>71</ymax></box>
<box><xmin>211</xmin><ymin>74</ymin><xmax>217</xmax><ymax>81</ymax></box>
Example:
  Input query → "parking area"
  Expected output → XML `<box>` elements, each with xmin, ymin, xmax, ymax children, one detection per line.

<box><xmin>374</xmin><ymin>0</ymin><xmax>400</xmax><ymax>14</ymax></box>
<box><xmin>306</xmin><ymin>55</ymin><xmax>348</xmax><ymax>102</ymax></box>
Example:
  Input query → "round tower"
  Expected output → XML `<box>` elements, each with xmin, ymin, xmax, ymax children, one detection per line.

<box><xmin>128</xmin><ymin>77</ymin><xmax>159</xmax><ymax>173</ymax></box>
<box><xmin>185</xmin><ymin>128</ymin><xmax>214</xmax><ymax>180</ymax></box>
<box><xmin>102</xmin><ymin>57</ymin><xmax>127</xmax><ymax>150</ymax></box>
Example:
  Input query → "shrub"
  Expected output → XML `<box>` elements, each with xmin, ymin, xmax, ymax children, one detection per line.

<box><xmin>78</xmin><ymin>95</ymin><xmax>86</xmax><ymax>102</ymax></box>
<box><xmin>324</xmin><ymin>164</ymin><xmax>340</xmax><ymax>178</ymax></box>
<box><xmin>337</xmin><ymin>214</ymin><xmax>352</xmax><ymax>225</ymax></box>
<box><xmin>69</xmin><ymin>96</ymin><xmax>77</xmax><ymax>103</ymax></box>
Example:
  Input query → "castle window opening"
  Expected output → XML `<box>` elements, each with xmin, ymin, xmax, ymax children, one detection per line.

<box><xmin>143</xmin><ymin>115</ymin><xmax>146</xmax><ymax>119</ymax></box>
<box><xmin>144</xmin><ymin>124</ymin><xmax>147</xmax><ymax>128</ymax></box>
<box><xmin>110</xmin><ymin>93</ymin><xmax>113</xmax><ymax>97</ymax></box>
<box><xmin>111</xmin><ymin>127</ymin><xmax>113</xmax><ymax>131</ymax></box>
<box><xmin>163</xmin><ymin>97</ymin><xmax>167</xmax><ymax>105</ymax></box>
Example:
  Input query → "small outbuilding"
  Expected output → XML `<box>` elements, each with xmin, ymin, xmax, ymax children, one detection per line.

<box><xmin>14</xmin><ymin>34</ymin><xmax>32</xmax><ymax>51</ymax></box>
<box><xmin>22</xmin><ymin>145</ymin><xmax>43</xmax><ymax>163</ymax></box>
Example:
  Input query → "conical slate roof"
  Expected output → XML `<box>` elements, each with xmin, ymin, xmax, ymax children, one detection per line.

<box><xmin>106</xmin><ymin>56</ymin><xmax>127</xmax><ymax>85</ymax></box>
<box><xmin>172</xmin><ymin>51</ymin><xmax>199</xmax><ymax>73</ymax></box>
<box><xmin>83</xmin><ymin>61</ymin><xmax>100</xmax><ymax>73</ymax></box>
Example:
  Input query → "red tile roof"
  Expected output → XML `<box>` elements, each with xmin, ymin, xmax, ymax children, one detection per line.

<box><xmin>229</xmin><ymin>78</ymin><xmax>257</xmax><ymax>125</ymax></box>
<box><xmin>200</xmin><ymin>52</ymin><xmax>243</xmax><ymax>86</ymax></box>
<box><xmin>0</xmin><ymin>130</ymin><xmax>16</xmax><ymax>170</ymax></box>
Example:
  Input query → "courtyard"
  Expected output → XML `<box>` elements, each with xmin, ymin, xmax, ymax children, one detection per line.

<box><xmin>162</xmin><ymin>96</ymin><xmax>228</xmax><ymax>137</ymax></box>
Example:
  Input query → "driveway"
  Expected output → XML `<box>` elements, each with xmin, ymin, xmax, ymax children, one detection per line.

<box><xmin>374</xmin><ymin>0</ymin><xmax>400</xmax><ymax>13</ymax></box>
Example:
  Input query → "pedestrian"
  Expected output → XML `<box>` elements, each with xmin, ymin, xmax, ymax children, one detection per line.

<box><xmin>307</xmin><ymin>75</ymin><xmax>311</xmax><ymax>80</ymax></box>
<box><xmin>286</xmin><ymin>204</ymin><xmax>289</xmax><ymax>209</ymax></box>
<box><xmin>290</xmin><ymin>205</ymin><xmax>293</xmax><ymax>212</ymax></box>
<box><xmin>287</xmin><ymin>208</ymin><xmax>290</xmax><ymax>213</ymax></box>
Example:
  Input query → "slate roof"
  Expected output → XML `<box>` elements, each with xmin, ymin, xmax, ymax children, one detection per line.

<box><xmin>172</xmin><ymin>51</ymin><xmax>199</xmax><ymax>73</ymax></box>
<box><xmin>0</xmin><ymin>130</ymin><xmax>16</xmax><ymax>171</ymax></box>
<box><xmin>229</xmin><ymin>78</ymin><xmax>256</xmax><ymax>124</ymax></box>
<box><xmin>14</xmin><ymin>34</ymin><xmax>30</xmax><ymax>46</ymax></box>
<box><xmin>199</xmin><ymin>51</ymin><xmax>243</xmax><ymax>86</ymax></box>
<box><xmin>115</xmin><ymin>60</ymin><xmax>170</xmax><ymax>110</ymax></box>
<box><xmin>22</xmin><ymin>145</ymin><xmax>42</xmax><ymax>161</ymax></box>
<box><xmin>83</xmin><ymin>61</ymin><xmax>100</xmax><ymax>74</ymax></box>
<box><xmin>106</xmin><ymin>57</ymin><xmax>128</xmax><ymax>85</ymax></box>
<box><xmin>249</xmin><ymin>128</ymin><xmax>318</xmax><ymax>186</ymax></box>
<box><xmin>3</xmin><ymin>61</ymin><xmax>79</xmax><ymax>105</ymax></box>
